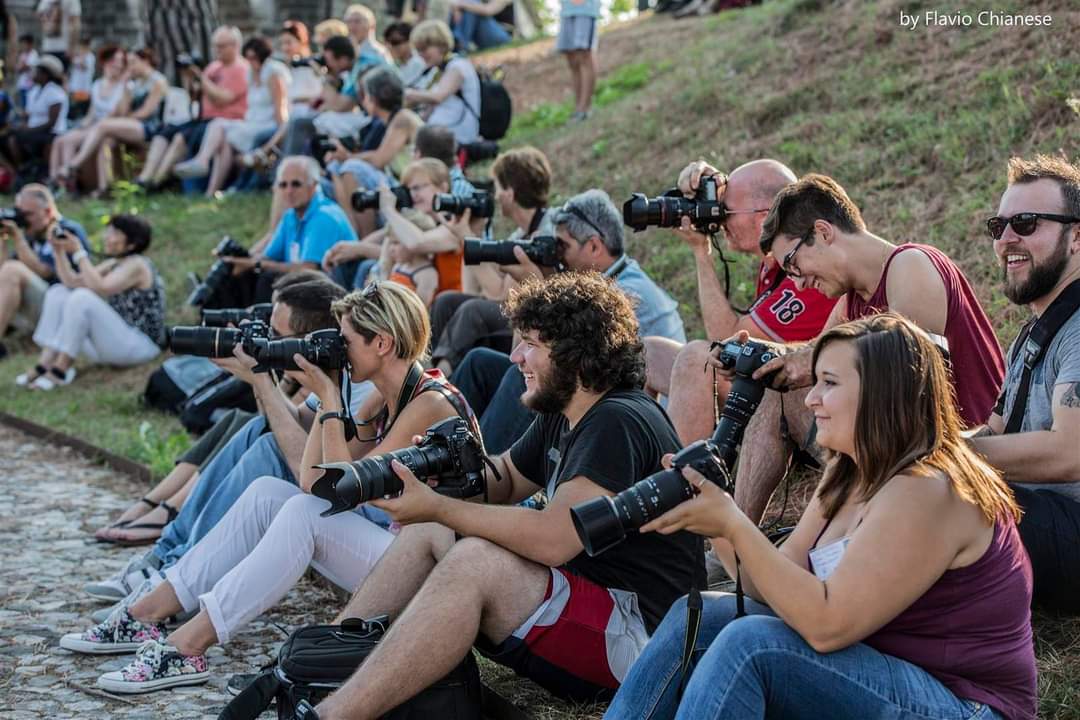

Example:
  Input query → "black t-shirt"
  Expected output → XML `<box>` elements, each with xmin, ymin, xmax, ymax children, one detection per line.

<box><xmin>509</xmin><ymin>388</ymin><xmax>704</xmax><ymax>632</ymax></box>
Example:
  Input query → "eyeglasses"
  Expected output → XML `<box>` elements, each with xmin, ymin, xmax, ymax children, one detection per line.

<box><xmin>361</xmin><ymin>281</ymin><xmax>382</xmax><ymax>301</ymax></box>
<box><xmin>563</xmin><ymin>205</ymin><xmax>606</xmax><ymax>243</ymax></box>
<box><xmin>277</xmin><ymin>179</ymin><xmax>307</xmax><ymax>189</ymax></box>
<box><xmin>721</xmin><ymin>207</ymin><xmax>770</xmax><ymax>228</ymax></box>
<box><xmin>780</xmin><ymin>229</ymin><xmax>812</xmax><ymax>278</ymax></box>
<box><xmin>985</xmin><ymin>212</ymin><xmax>1080</xmax><ymax>240</ymax></box>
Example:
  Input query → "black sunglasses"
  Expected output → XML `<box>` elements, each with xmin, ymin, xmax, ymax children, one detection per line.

<box><xmin>277</xmin><ymin>179</ymin><xmax>307</xmax><ymax>189</ymax></box>
<box><xmin>986</xmin><ymin>212</ymin><xmax>1080</xmax><ymax>240</ymax></box>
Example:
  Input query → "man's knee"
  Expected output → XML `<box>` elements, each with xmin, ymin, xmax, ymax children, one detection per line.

<box><xmin>439</xmin><ymin>536</ymin><xmax>519</xmax><ymax>578</ymax></box>
<box><xmin>671</xmin><ymin>340</ymin><xmax>714</xmax><ymax>387</ymax></box>
<box><xmin>396</xmin><ymin>521</ymin><xmax>457</xmax><ymax>562</ymax></box>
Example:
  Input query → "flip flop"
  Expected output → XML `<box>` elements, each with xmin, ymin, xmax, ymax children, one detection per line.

<box><xmin>109</xmin><ymin>501</ymin><xmax>180</xmax><ymax>547</ymax></box>
<box><xmin>94</xmin><ymin>497</ymin><xmax>160</xmax><ymax>544</ymax></box>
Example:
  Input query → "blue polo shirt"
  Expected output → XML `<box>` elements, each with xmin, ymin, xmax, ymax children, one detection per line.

<box><xmin>264</xmin><ymin>188</ymin><xmax>357</xmax><ymax>265</ymax></box>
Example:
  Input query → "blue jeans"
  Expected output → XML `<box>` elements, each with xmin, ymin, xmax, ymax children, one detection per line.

<box><xmin>153</xmin><ymin>416</ymin><xmax>295</xmax><ymax>567</ymax></box>
<box><xmin>452</xmin><ymin>11</ymin><xmax>511</xmax><ymax>51</ymax></box>
<box><xmin>450</xmin><ymin>348</ymin><xmax>535</xmax><ymax>455</ymax></box>
<box><xmin>604</xmin><ymin>593</ymin><xmax>1002</xmax><ymax>720</ymax></box>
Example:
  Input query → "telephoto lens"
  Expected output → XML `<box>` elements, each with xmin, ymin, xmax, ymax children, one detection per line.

<box><xmin>201</xmin><ymin>303</ymin><xmax>273</xmax><ymax>328</ymax></box>
<box><xmin>570</xmin><ymin>339</ymin><xmax>776</xmax><ymax>556</ymax></box>
<box><xmin>351</xmin><ymin>186</ymin><xmax>412</xmax><ymax>212</ymax></box>
<box><xmin>622</xmin><ymin>176</ymin><xmax>724</xmax><ymax>234</ymax></box>
<box><xmin>166</xmin><ymin>326</ymin><xmax>244</xmax><ymax>358</ymax></box>
<box><xmin>311</xmin><ymin>417</ymin><xmax>488</xmax><ymax>515</ymax></box>
<box><xmin>186</xmin><ymin>236</ymin><xmax>249</xmax><ymax>307</ymax></box>
<box><xmin>0</xmin><ymin>207</ymin><xmax>29</xmax><ymax>228</ymax></box>
<box><xmin>433</xmin><ymin>191</ymin><xmax>495</xmax><ymax>218</ymax></box>
<box><xmin>463</xmin><ymin>236</ymin><xmax>561</xmax><ymax>267</ymax></box>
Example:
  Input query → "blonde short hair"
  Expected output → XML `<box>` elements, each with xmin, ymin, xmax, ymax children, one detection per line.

<box><xmin>314</xmin><ymin>19</ymin><xmax>349</xmax><ymax>42</ymax></box>
<box><xmin>410</xmin><ymin>19</ymin><xmax>454</xmax><ymax>53</ymax></box>
<box><xmin>344</xmin><ymin>4</ymin><xmax>375</xmax><ymax>25</ymax></box>
<box><xmin>332</xmin><ymin>282</ymin><xmax>431</xmax><ymax>363</ymax></box>
<box><xmin>401</xmin><ymin>158</ymin><xmax>450</xmax><ymax>190</ymax></box>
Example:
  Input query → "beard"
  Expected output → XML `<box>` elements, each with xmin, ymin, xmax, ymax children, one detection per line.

<box><xmin>1003</xmin><ymin>228</ymin><xmax>1070</xmax><ymax>305</ymax></box>
<box><xmin>521</xmin><ymin>362</ymin><xmax>577</xmax><ymax>415</ymax></box>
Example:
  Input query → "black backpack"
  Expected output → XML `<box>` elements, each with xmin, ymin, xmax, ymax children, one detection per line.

<box><xmin>219</xmin><ymin>617</ymin><xmax>483</xmax><ymax>720</ymax></box>
<box><xmin>452</xmin><ymin>62</ymin><xmax>513</xmax><ymax>141</ymax></box>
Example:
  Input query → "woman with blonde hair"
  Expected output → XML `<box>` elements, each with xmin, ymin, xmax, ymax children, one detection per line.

<box><xmin>605</xmin><ymin>313</ymin><xmax>1036</xmax><ymax>720</ymax></box>
<box><xmin>405</xmin><ymin>19</ymin><xmax>481</xmax><ymax>145</ymax></box>
<box><xmin>63</xmin><ymin>282</ymin><xmax>480</xmax><ymax>694</ymax></box>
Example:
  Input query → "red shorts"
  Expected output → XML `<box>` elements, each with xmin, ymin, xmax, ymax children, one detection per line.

<box><xmin>476</xmin><ymin>567</ymin><xmax>649</xmax><ymax>703</ymax></box>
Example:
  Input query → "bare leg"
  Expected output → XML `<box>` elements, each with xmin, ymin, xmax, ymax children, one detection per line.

<box><xmin>69</xmin><ymin>118</ymin><xmax>146</xmax><ymax>171</ymax></box>
<box><xmin>565</xmin><ymin>52</ymin><xmax>583</xmax><ymax>109</ymax></box>
<box><xmin>668</xmin><ymin>340</ymin><xmax>731</xmax><ymax>446</ymax></box>
<box><xmin>152</xmin><ymin>135</ymin><xmax>188</xmax><ymax>185</ymax></box>
<box><xmin>137</xmin><ymin>135</ymin><xmax>168</xmax><ymax>183</ymax></box>
<box><xmin>93</xmin><ymin>142</ymin><xmax>110</xmax><ymax>194</ymax></box>
<box><xmin>129</xmin><ymin>580</ymin><xmax>185</xmax><ymax>624</ymax></box>
<box><xmin>579</xmin><ymin>49</ymin><xmax>598</xmax><ymax>114</ymax></box>
<box><xmin>96</xmin><ymin>464</ymin><xmax>199</xmax><ymax>538</ymax></box>
<box><xmin>0</xmin><ymin>261</ymin><xmax>33</xmax><ymax>336</ymax></box>
<box><xmin>188</xmin><ymin>120</ymin><xmax>225</xmax><ymax>169</ymax></box>
<box><xmin>316</xmin><ymin>537</ymin><xmax>550</xmax><ymax>720</ymax></box>
<box><xmin>732</xmin><ymin>387</ymin><xmax>814</xmax><ymax>524</ymax></box>
<box><xmin>332</xmin><ymin>522</ymin><xmax>457</xmax><ymax>623</ymax></box>
<box><xmin>643</xmin><ymin>336</ymin><xmax>683</xmax><ymax>397</ymax></box>
<box><xmin>205</xmin><ymin>143</ymin><xmax>234</xmax><ymax>197</ymax></box>
<box><xmin>163</xmin><ymin>611</ymin><xmax>219</xmax><ymax>657</ymax></box>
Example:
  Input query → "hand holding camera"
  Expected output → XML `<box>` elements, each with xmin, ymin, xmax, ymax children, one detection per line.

<box><xmin>211</xmin><ymin>340</ymin><xmax>262</xmax><ymax>386</ymax></box>
<box><xmin>291</xmin><ymin>349</ymin><xmax>342</xmax><ymax>400</ymax></box>
<box><xmin>638</xmin><ymin>453</ymin><xmax>744</xmax><ymax>541</ymax></box>
<box><xmin>709</xmin><ymin>331</ymin><xmax>809</xmax><ymax>391</ymax></box>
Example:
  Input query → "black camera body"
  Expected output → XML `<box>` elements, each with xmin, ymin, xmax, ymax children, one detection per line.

<box><xmin>351</xmin><ymin>186</ymin><xmax>412</xmax><ymax>212</ymax></box>
<box><xmin>433</xmin><ymin>191</ymin><xmax>494</xmax><ymax>219</ymax></box>
<box><xmin>312</xmin><ymin>416</ymin><xmax>487</xmax><ymax>515</ymax></box>
<box><xmin>187</xmin><ymin>236</ymin><xmax>249</xmax><ymax>307</ymax></box>
<box><xmin>176</xmin><ymin>52</ymin><xmax>206</xmax><ymax>72</ymax></box>
<box><xmin>463</xmin><ymin>235</ymin><xmax>561</xmax><ymax>267</ymax></box>
<box><xmin>166</xmin><ymin>320</ymin><xmax>269</xmax><ymax>359</ymax></box>
<box><xmin>571</xmin><ymin>339</ymin><xmax>776</xmax><ymax>556</ymax></box>
<box><xmin>460</xmin><ymin>140</ymin><xmax>500</xmax><ymax>165</ymax></box>
<box><xmin>289</xmin><ymin>55</ymin><xmax>326</xmax><ymax>69</ymax></box>
<box><xmin>201</xmin><ymin>303</ymin><xmax>273</xmax><ymax>328</ymax></box>
<box><xmin>623</xmin><ymin>176</ymin><xmax>725</xmax><ymax>234</ymax></box>
<box><xmin>0</xmin><ymin>207</ymin><xmax>29</xmax><ymax>229</ymax></box>
<box><xmin>250</xmin><ymin>328</ymin><xmax>348</xmax><ymax>373</ymax></box>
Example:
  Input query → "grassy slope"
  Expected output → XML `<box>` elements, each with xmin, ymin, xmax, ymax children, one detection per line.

<box><xmin>0</xmin><ymin>0</ymin><xmax>1078</xmax><ymax>715</ymax></box>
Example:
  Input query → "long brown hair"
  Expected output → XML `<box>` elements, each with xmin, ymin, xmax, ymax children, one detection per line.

<box><xmin>813</xmin><ymin>313</ymin><xmax>1019</xmax><ymax>523</ymax></box>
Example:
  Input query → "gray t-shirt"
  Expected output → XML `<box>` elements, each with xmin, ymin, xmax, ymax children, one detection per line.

<box><xmin>999</xmin><ymin>306</ymin><xmax>1080</xmax><ymax>500</ymax></box>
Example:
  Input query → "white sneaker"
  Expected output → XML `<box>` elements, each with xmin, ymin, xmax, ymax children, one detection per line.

<box><xmin>31</xmin><ymin>367</ymin><xmax>76</xmax><ymax>390</ymax></box>
<box><xmin>84</xmin><ymin>553</ymin><xmax>159</xmax><ymax>602</ymax></box>
<box><xmin>15</xmin><ymin>365</ymin><xmax>46</xmax><ymax>387</ymax></box>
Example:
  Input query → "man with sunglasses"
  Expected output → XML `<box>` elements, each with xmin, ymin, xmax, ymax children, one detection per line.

<box><xmin>212</xmin><ymin>156</ymin><xmax>357</xmax><ymax>307</ymax></box>
<box><xmin>720</xmin><ymin>172</ymin><xmax>1004</xmax><ymax>527</ymax></box>
<box><xmin>969</xmin><ymin>154</ymin><xmax>1080</xmax><ymax>614</ymax></box>
<box><xmin>647</xmin><ymin>159</ymin><xmax>837</xmax><ymax>445</ymax></box>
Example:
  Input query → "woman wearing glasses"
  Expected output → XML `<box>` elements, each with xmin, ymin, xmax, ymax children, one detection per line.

<box><xmin>63</xmin><ymin>282</ymin><xmax>481</xmax><ymax>694</ymax></box>
<box><xmin>606</xmin><ymin>313</ymin><xmax>1036</xmax><ymax>720</ymax></box>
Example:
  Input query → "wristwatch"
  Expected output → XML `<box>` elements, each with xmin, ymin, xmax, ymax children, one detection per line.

<box><xmin>253</xmin><ymin>259</ymin><xmax>263</xmax><ymax>274</ymax></box>
<box><xmin>319</xmin><ymin>410</ymin><xmax>348</xmax><ymax>425</ymax></box>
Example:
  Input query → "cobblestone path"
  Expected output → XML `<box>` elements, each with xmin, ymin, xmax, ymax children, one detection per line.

<box><xmin>0</xmin><ymin>424</ymin><xmax>338</xmax><ymax>719</ymax></box>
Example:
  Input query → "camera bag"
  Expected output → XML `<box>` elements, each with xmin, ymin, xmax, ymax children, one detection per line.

<box><xmin>143</xmin><ymin>355</ymin><xmax>230</xmax><ymax>415</ymax></box>
<box><xmin>179</xmin><ymin>376</ymin><xmax>258</xmax><ymax>435</ymax></box>
<box><xmin>218</xmin><ymin>617</ymin><xmax>482</xmax><ymax>720</ymax></box>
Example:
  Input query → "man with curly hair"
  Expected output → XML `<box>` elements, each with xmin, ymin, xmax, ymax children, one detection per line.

<box><xmin>312</xmin><ymin>272</ymin><xmax>705</xmax><ymax>718</ymax></box>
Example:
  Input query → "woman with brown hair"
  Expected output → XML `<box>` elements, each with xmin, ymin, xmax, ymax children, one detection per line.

<box><xmin>605</xmin><ymin>312</ymin><xmax>1036</xmax><ymax>720</ymax></box>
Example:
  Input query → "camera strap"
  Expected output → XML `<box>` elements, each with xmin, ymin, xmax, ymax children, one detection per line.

<box><xmin>999</xmin><ymin>278</ymin><xmax>1080</xmax><ymax>434</ymax></box>
<box><xmin>355</xmin><ymin>363</ymin><xmax>425</xmax><ymax>443</ymax></box>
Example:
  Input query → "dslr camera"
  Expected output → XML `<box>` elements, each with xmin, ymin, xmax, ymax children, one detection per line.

<box><xmin>433</xmin><ymin>191</ymin><xmax>494</xmax><ymax>219</ymax></box>
<box><xmin>166</xmin><ymin>319</ymin><xmax>269</xmax><ymax>359</ymax></box>
<box><xmin>463</xmin><ymin>235</ymin><xmax>561</xmax><ymax>267</ymax></box>
<box><xmin>351</xmin><ymin>186</ymin><xmax>412</xmax><ymax>212</ymax></box>
<box><xmin>201</xmin><ymin>303</ymin><xmax>273</xmax><ymax>328</ymax></box>
<box><xmin>186</xmin><ymin>236</ymin><xmax>249</xmax><ymax>307</ymax></box>
<box><xmin>0</xmin><ymin>207</ymin><xmax>29</xmax><ymax>229</ymax></box>
<box><xmin>250</xmin><ymin>329</ymin><xmax>348</xmax><ymax>373</ymax></box>
<box><xmin>175</xmin><ymin>52</ymin><xmax>206</xmax><ymax>72</ymax></box>
<box><xmin>312</xmin><ymin>416</ymin><xmax>487</xmax><ymax>515</ymax></box>
<box><xmin>571</xmin><ymin>339</ymin><xmax>776</xmax><ymax>556</ymax></box>
<box><xmin>313</xmin><ymin>132</ymin><xmax>358</xmax><ymax>158</ymax></box>
<box><xmin>623</xmin><ymin>175</ymin><xmax>724</xmax><ymax>234</ymax></box>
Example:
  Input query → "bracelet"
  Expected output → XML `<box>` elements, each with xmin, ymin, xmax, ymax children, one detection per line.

<box><xmin>71</xmin><ymin>249</ymin><xmax>89</xmax><ymax>264</ymax></box>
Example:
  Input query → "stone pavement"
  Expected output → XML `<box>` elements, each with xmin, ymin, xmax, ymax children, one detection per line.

<box><xmin>0</xmin><ymin>423</ymin><xmax>339</xmax><ymax>719</ymax></box>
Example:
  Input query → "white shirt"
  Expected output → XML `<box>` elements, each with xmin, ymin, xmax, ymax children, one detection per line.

<box><xmin>68</xmin><ymin>50</ymin><xmax>95</xmax><ymax>94</ymax></box>
<box><xmin>246</xmin><ymin>59</ymin><xmax>290</xmax><ymax>125</ymax></box>
<box><xmin>27</xmin><ymin>81</ymin><xmax>68</xmax><ymax>133</ymax></box>
<box><xmin>36</xmin><ymin>0</ymin><xmax>81</xmax><ymax>54</ymax></box>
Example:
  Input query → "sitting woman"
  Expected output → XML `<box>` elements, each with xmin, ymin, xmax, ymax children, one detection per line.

<box><xmin>326</xmin><ymin>66</ymin><xmax>423</xmax><ymax>237</ymax></box>
<box><xmin>0</xmin><ymin>54</ymin><xmax>68</xmax><ymax>173</ymax></box>
<box><xmin>59</xmin><ymin>48</ymin><xmax>168</xmax><ymax>197</ymax></box>
<box><xmin>49</xmin><ymin>44</ymin><xmax>127</xmax><ymax>188</ymax></box>
<box><xmin>61</xmin><ymin>282</ymin><xmax>480</xmax><ymax>694</ymax></box>
<box><xmin>404</xmin><ymin>20</ymin><xmax>481</xmax><ymax>146</ymax></box>
<box><xmin>604</xmin><ymin>313</ymin><xmax>1036</xmax><ymax>720</ymax></box>
<box><xmin>173</xmin><ymin>36</ymin><xmax>290</xmax><ymax>197</ymax></box>
<box><xmin>17</xmin><ymin>214</ymin><xmax>165</xmax><ymax>390</ymax></box>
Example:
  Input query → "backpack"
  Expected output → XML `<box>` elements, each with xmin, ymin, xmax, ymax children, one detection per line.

<box><xmin>449</xmin><ymin>59</ymin><xmax>513</xmax><ymax>141</ymax></box>
<box><xmin>218</xmin><ymin>617</ymin><xmax>483</xmax><ymax>720</ymax></box>
<box><xmin>143</xmin><ymin>356</ymin><xmax>229</xmax><ymax>415</ymax></box>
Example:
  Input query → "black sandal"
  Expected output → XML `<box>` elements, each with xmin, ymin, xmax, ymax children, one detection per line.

<box><xmin>110</xmin><ymin>501</ymin><xmax>180</xmax><ymax>547</ymax></box>
<box><xmin>94</xmin><ymin>497</ymin><xmax>166</xmax><ymax>544</ymax></box>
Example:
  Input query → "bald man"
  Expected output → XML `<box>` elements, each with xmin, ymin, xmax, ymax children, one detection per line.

<box><xmin>645</xmin><ymin>159</ymin><xmax>837</xmax><ymax>445</ymax></box>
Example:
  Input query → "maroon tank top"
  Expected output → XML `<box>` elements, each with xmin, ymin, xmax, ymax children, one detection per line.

<box><xmin>863</xmin><ymin>519</ymin><xmax>1037</xmax><ymax>720</ymax></box>
<box><xmin>845</xmin><ymin>244</ymin><xmax>1004</xmax><ymax>426</ymax></box>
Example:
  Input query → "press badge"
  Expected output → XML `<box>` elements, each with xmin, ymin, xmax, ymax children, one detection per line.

<box><xmin>809</xmin><ymin>537</ymin><xmax>851</xmax><ymax>581</ymax></box>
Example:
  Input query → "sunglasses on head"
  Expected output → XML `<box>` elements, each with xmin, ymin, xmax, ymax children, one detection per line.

<box><xmin>277</xmin><ymin>179</ymin><xmax>307</xmax><ymax>189</ymax></box>
<box><xmin>563</xmin><ymin>205</ymin><xmax>606</xmax><ymax>243</ymax></box>
<box><xmin>985</xmin><ymin>212</ymin><xmax>1080</xmax><ymax>240</ymax></box>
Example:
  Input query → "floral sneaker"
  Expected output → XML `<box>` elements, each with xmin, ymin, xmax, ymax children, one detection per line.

<box><xmin>97</xmin><ymin>639</ymin><xmax>209</xmax><ymax>694</ymax></box>
<box><xmin>59</xmin><ymin>606</ymin><xmax>166</xmax><ymax>655</ymax></box>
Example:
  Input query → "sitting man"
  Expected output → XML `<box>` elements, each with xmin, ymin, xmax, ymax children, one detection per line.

<box><xmin>0</xmin><ymin>183</ymin><xmax>88</xmax><ymax>359</ymax></box>
<box><xmin>210</xmin><ymin>156</ymin><xmax>356</xmax><ymax>308</ymax></box>
<box><xmin>84</xmin><ymin>278</ymin><xmax>373</xmax><ymax>608</ymax></box>
<box><xmin>728</xmin><ymin>173</ymin><xmax>1005</xmax><ymax>525</ymax></box>
<box><xmin>313</xmin><ymin>272</ymin><xmax>704</xmax><ymax>718</ymax></box>
<box><xmin>452</xmin><ymin>188</ymin><xmax>686</xmax><ymax>454</ymax></box>
<box><xmin>648</xmin><ymin>159</ymin><xmax>836</xmax><ymax>445</ymax></box>
<box><xmin>430</xmin><ymin>145</ymin><xmax>556</xmax><ymax>373</ymax></box>
<box><xmin>970</xmin><ymin>154</ymin><xmax>1080</xmax><ymax>614</ymax></box>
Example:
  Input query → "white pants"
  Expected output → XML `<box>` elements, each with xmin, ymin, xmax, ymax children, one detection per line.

<box><xmin>32</xmin><ymin>285</ymin><xmax>160</xmax><ymax>365</ymax></box>
<box><xmin>165</xmin><ymin>476</ymin><xmax>393</xmax><ymax>644</ymax></box>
